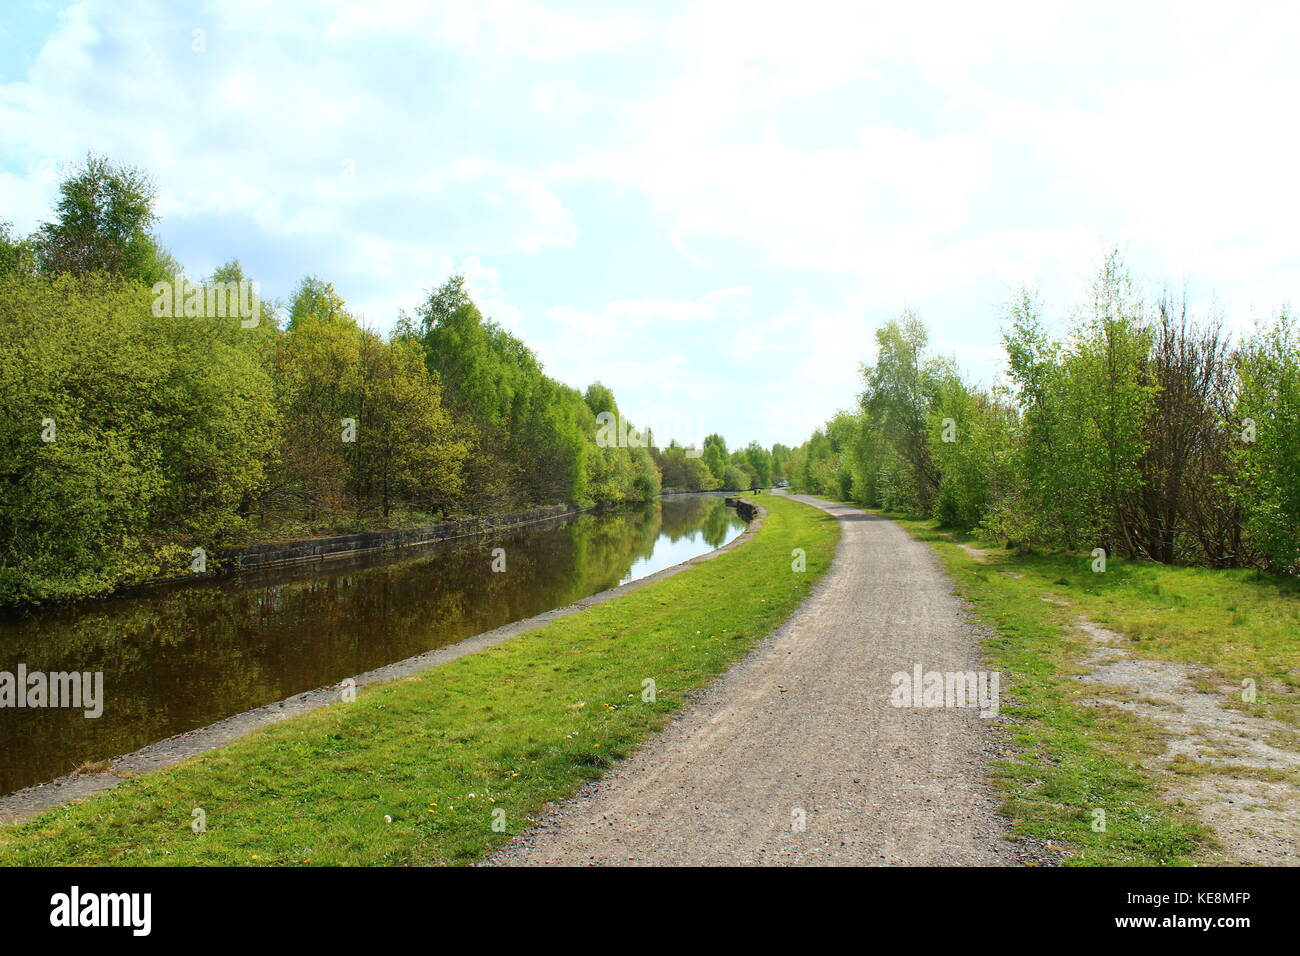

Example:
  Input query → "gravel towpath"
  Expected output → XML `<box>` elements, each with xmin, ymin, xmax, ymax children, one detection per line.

<box><xmin>488</xmin><ymin>493</ymin><xmax>1022</xmax><ymax>866</ymax></box>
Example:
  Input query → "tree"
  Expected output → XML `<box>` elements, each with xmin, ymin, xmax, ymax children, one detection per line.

<box><xmin>0</xmin><ymin>221</ymin><xmax>37</xmax><ymax>277</ymax></box>
<box><xmin>860</xmin><ymin>312</ymin><xmax>941</xmax><ymax>512</ymax></box>
<box><xmin>1075</xmin><ymin>253</ymin><xmax>1156</xmax><ymax>555</ymax></box>
<box><xmin>744</xmin><ymin>441</ymin><xmax>772</xmax><ymax>487</ymax></box>
<box><xmin>150</xmin><ymin>296</ymin><xmax>278</xmax><ymax>536</ymax></box>
<box><xmin>584</xmin><ymin>382</ymin><xmax>617</xmax><ymax>417</ymax></box>
<box><xmin>655</xmin><ymin>442</ymin><xmax>717</xmax><ymax>491</ymax></box>
<box><xmin>352</xmin><ymin>333</ymin><xmax>467</xmax><ymax>517</ymax></box>
<box><xmin>1129</xmin><ymin>295</ymin><xmax>1236</xmax><ymax>564</ymax></box>
<box><xmin>722</xmin><ymin>464</ymin><xmax>751</xmax><ymax>491</ymax></box>
<box><xmin>0</xmin><ymin>275</ymin><xmax>166</xmax><ymax>601</ymax></box>
<box><xmin>416</xmin><ymin>276</ymin><xmax>658</xmax><ymax>510</ymax></box>
<box><xmin>269</xmin><ymin>311</ymin><xmax>362</xmax><ymax>521</ymax></box>
<box><xmin>702</xmin><ymin>434</ymin><xmax>728</xmax><ymax>482</ymax></box>
<box><xmin>287</xmin><ymin>275</ymin><xmax>350</xmax><ymax>330</ymax></box>
<box><xmin>0</xmin><ymin>273</ymin><xmax>276</xmax><ymax>601</ymax></box>
<box><xmin>35</xmin><ymin>154</ymin><xmax>174</xmax><ymax>283</ymax></box>
<box><xmin>1230</xmin><ymin>312</ymin><xmax>1300</xmax><ymax>572</ymax></box>
<box><xmin>769</xmin><ymin>443</ymin><xmax>792</xmax><ymax>483</ymax></box>
<box><xmin>1</xmin><ymin>160</ymin><xmax>683</xmax><ymax>604</ymax></box>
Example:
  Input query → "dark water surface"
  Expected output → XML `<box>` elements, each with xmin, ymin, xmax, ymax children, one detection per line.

<box><xmin>0</xmin><ymin>495</ymin><xmax>746</xmax><ymax>796</ymax></box>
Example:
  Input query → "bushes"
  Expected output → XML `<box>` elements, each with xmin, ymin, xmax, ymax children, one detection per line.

<box><xmin>654</xmin><ymin>443</ymin><xmax>718</xmax><ymax>491</ymax></box>
<box><xmin>722</xmin><ymin>464</ymin><xmax>750</xmax><ymax>491</ymax></box>
<box><xmin>1230</xmin><ymin>312</ymin><xmax>1300</xmax><ymax>572</ymax></box>
<box><xmin>1000</xmin><ymin>257</ymin><xmax>1157</xmax><ymax>553</ymax></box>
<box><xmin>418</xmin><ymin>278</ymin><xmax>660</xmax><ymax>512</ymax></box>
<box><xmin>0</xmin><ymin>156</ymin><xmax>674</xmax><ymax>605</ymax></box>
<box><xmin>0</xmin><ymin>267</ymin><xmax>673</xmax><ymax>604</ymax></box>
<box><xmin>267</xmin><ymin>309</ymin><xmax>470</xmax><ymax>523</ymax></box>
<box><xmin>790</xmin><ymin>253</ymin><xmax>1300</xmax><ymax>574</ymax></box>
<box><xmin>0</xmin><ymin>274</ymin><xmax>274</xmax><ymax>602</ymax></box>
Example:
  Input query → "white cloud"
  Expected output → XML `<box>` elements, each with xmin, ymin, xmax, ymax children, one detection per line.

<box><xmin>5</xmin><ymin>0</ymin><xmax>1300</xmax><ymax>448</ymax></box>
<box><xmin>324</xmin><ymin>0</ymin><xmax>649</xmax><ymax>61</ymax></box>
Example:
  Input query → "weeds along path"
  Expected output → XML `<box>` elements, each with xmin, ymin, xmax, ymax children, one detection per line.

<box><xmin>489</xmin><ymin>492</ymin><xmax>1023</xmax><ymax>866</ymax></box>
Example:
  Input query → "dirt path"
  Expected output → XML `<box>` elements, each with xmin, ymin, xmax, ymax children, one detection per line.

<box><xmin>488</xmin><ymin>493</ymin><xmax>1027</xmax><ymax>866</ymax></box>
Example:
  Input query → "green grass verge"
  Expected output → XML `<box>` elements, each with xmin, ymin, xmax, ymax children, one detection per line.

<box><xmin>0</xmin><ymin>493</ymin><xmax>838</xmax><ymax>866</ymax></box>
<box><xmin>882</xmin><ymin>513</ymin><xmax>1300</xmax><ymax>866</ymax></box>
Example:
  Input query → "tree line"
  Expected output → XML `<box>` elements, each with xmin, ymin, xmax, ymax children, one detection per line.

<box><xmin>0</xmin><ymin>156</ymin><xmax>781</xmax><ymax>604</ymax></box>
<box><xmin>787</xmin><ymin>253</ymin><xmax>1300</xmax><ymax>574</ymax></box>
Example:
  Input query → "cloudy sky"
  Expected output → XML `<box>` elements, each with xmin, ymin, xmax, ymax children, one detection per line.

<box><xmin>3</xmin><ymin>1</ymin><xmax>1299</xmax><ymax>448</ymax></box>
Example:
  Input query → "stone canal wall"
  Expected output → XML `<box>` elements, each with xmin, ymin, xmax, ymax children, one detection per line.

<box><xmin>217</xmin><ymin>503</ymin><xmax>577</xmax><ymax>572</ymax></box>
<box><xmin>170</xmin><ymin>491</ymin><xmax>760</xmax><ymax>581</ymax></box>
<box><xmin>724</xmin><ymin>496</ymin><xmax>760</xmax><ymax>521</ymax></box>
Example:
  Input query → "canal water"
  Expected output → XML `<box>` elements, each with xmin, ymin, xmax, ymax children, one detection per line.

<box><xmin>0</xmin><ymin>494</ymin><xmax>746</xmax><ymax>797</ymax></box>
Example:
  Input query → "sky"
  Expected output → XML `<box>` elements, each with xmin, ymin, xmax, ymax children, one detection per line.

<box><xmin>3</xmin><ymin>1</ymin><xmax>1299</xmax><ymax>449</ymax></box>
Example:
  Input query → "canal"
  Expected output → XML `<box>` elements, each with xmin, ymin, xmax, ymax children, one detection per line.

<box><xmin>0</xmin><ymin>494</ymin><xmax>747</xmax><ymax>797</ymax></box>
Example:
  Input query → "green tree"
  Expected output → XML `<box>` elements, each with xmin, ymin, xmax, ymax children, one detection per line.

<box><xmin>35</xmin><ymin>154</ymin><xmax>175</xmax><ymax>284</ymax></box>
<box><xmin>1230</xmin><ymin>312</ymin><xmax>1300</xmax><ymax>571</ymax></box>
<box><xmin>269</xmin><ymin>311</ymin><xmax>362</xmax><ymax>520</ymax></box>
<box><xmin>287</xmin><ymin>275</ymin><xmax>350</xmax><ymax>330</ymax></box>
<box><xmin>860</xmin><ymin>312</ymin><xmax>941</xmax><ymax>512</ymax></box>
<box><xmin>702</xmin><ymin>433</ymin><xmax>728</xmax><ymax>482</ymax></box>
<box><xmin>744</xmin><ymin>441</ymin><xmax>772</xmax><ymax>487</ymax></box>
<box><xmin>722</xmin><ymin>464</ymin><xmax>750</xmax><ymax>491</ymax></box>
<box><xmin>0</xmin><ymin>273</ymin><xmax>275</xmax><ymax>601</ymax></box>
<box><xmin>769</xmin><ymin>443</ymin><xmax>791</xmax><ymax>483</ymax></box>
<box><xmin>352</xmin><ymin>333</ymin><xmax>468</xmax><ymax>517</ymax></box>
<box><xmin>0</xmin><ymin>221</ymin><xmax>37</xmax><ymax>277</ymax></box>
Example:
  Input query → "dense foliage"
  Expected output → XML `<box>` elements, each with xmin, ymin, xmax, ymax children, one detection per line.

<box><xmin>788</xmin><ymin>253</ymin><xmax>1300</xmax><ymax>574</ymax></box>
<box><xmin>0</xmin><ymin>156</ymin><xmax>778</xmax><ymax>604</ymax></box>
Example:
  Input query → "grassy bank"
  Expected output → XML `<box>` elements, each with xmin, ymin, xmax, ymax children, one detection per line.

<box><xmin>887</xmin><ymin>513</ymin><xmax>1299</xmax><ymax>866</ymax></box>
<box><xmin>0</xmin><ymin>494</ymin><xmax>839</xmax><ymax>866</ymax></box>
